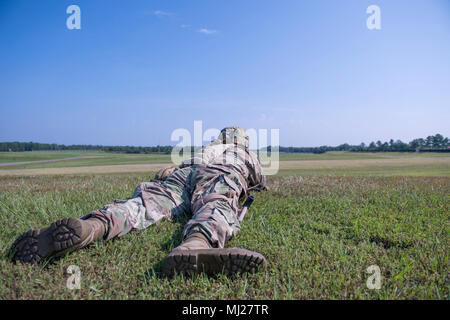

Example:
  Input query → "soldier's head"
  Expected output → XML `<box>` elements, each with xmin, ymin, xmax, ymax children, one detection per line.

<box><xmin>211</xmin><ymin>126</ymin><xmax>249</xmax><ymax>149</ymax></box>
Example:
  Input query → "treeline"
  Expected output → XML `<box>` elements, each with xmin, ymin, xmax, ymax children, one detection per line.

<box><xmin>1</xmin><ymin>133</ymin><xmax>448</xmax><ymax>154</ymax></box>
<box><xmin>270</xmin><ymin>133</ymin><xmax>449</xmax><ymax>153</ymax></box>
<box><xmin>0</xmin><ymin>142</ymin><xmax>173</xmax><ymax>154</ymax></box>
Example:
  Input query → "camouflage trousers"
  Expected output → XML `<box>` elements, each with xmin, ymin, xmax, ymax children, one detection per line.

<box><xmin>81</xmin><ymin>165</ymin><xmax>247</xmax><ymax>248</ymax></box>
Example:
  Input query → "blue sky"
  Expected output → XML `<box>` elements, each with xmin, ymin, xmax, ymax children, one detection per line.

<box><xmin>0</xmin><ymin>0</ymin><xmax>449</xmax><ymax>147</ymax></box>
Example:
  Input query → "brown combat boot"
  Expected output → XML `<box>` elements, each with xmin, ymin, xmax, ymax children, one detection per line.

<box><xmin>162</xmin><ymin>232</ymin><xmax>267</xmax><ymax>276</ymax></box>
<box><xmin>9</xmin><ymin>217</ymin><xmax>106</xmax><ymax>264</ymax></box>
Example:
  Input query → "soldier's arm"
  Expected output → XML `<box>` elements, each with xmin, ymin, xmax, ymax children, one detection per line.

<box><xmin>246</xmin><ymin>150</ymin><xmax>267</xmax><ymax>191</ymax></box>
<box><xmin>153</xmin><ymin>165</ymin><xmax>179</xmax><ymax>181</ymax></box>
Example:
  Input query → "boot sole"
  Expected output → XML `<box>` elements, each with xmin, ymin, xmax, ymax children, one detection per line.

<box><xmin>10</xmin><ymin>218</ymin><xmax>85</xmax><ymax>264</ymax></box>
<box><xmin>162</xmin><ymin>247</ymin><xmax>267</xmax><ymax>277</ymax></box>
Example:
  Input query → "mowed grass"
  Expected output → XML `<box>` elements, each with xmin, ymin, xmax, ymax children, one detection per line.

<box><xmin>2</xmin><ymin>151</ymin><xmax>448</xmax><ymax>170</ymax></box>
<box><xmin>1</xmin><ymin>152</ymin><xmax>449</xmax><ymax>180</ymax></box>
<box><xmin>0</xmin><ymin>151</ymin><xmax>102</xmax><ymax>163</ymax></box>
<box><xmin>277</xmin><ymin>163</ymin><xmax>450</xmax><ymax>177</ymax></box>
<box><xmin>0</xmin><ymin>165</ymin><xmax>448</xmax><ymax>299</ymax></box>
<box><xmin>0</xmin><ymin>150</ymin><xmax>397</xmax><ymax>165</ymax></box>
<box><xmin>0</xmin><ymin>151</ymin><xmax>172</xmax><ymax>170</ymax></box>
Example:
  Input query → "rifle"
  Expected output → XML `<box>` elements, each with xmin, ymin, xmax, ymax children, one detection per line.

<box><xmin>238</xmin><ymin>195</ymin><xmax>255</xmax><ymax>222</ymax></box>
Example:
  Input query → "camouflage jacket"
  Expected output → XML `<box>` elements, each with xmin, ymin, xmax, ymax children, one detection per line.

<box><xmin>180</xmin><ymin>143</ymin><xmax>267</xmax><ymax>193</ymax></box>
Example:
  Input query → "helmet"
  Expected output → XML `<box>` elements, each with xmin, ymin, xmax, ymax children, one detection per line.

<box><xmin>211</xmin><ymin>126</ymin><xmax>249</xmax><ymax>149</ymax></box>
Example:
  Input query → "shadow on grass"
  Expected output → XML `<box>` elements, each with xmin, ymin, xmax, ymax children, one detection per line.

<box><xmin>143</xmin><ymin>214</ymin><xmax>189</xmax><ymax>280</ymax></box>
<box><xmin>141</xmin><ymin>214</ymin><xmax>250</xmax><ymax>281</ymax></box>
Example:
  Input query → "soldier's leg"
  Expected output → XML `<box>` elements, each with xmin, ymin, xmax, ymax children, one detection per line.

<box><xmin>82</xmin><ymin>166</ymin><xmax>192</xmax><ymax>241</ymax></box>
<box><xmin>80</xmin><ymin>196</ymin><xmax>152</xmax><ymax>241</ymax></box>
<box><xmin>184</xmin><ymin>167</ymin><xmax>246</xmax><ymax>248</ymax></box>
<box><xmin>183</xmin><ymin>193</ymin><xmax>240</xmax><ymax>249</ymax></box>
<box><xmin>163</xmin><ymin>169</ymin><xmax>266</xmax><ymax>276</ymax></box>
<box><xmin>10</xmin><ymin>167</ymin><xmax>193</xmax><ymax>264</ymax></box>
<box><xmin>9</xmin><ymin>216</ymin><xmax>106</xmax><ymax>264</ymax></box>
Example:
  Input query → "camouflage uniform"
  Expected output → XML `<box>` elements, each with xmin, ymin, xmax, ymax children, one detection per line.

<box><xmin>82</xmin><ymin>127</ymin><xmax>266</xmax><ymax>248</ymax></box>
<box><xmin>10</xmin><ymin>127</ymin><xmax>268</xmax><ymax>273</ymax></box>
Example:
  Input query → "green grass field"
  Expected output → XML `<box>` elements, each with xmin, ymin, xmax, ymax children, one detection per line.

<box><xmin>0</xmin><ymin>152</ymin><xmax>448</xmax><ymax>299</ymax></box>
<box><xmin>0</xmin><ymin>151</ymin><xmax>172</xmax><ymax>170</ymax></box>
<box><xmin>3</xmin><ymin>150</ymin><xmax>448</xmax><ymax>170</ymax></box>
<box><xmin>0</xmin><ymin>151</ymin><xmax>100</xmax><ymax>163</ymax></box>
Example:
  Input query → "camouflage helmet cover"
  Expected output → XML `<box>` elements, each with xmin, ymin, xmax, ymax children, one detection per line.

<box><xmin>210</xmin><ymin>126</ymin><xmax>249</xmax><ymax>149</ymax></box>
